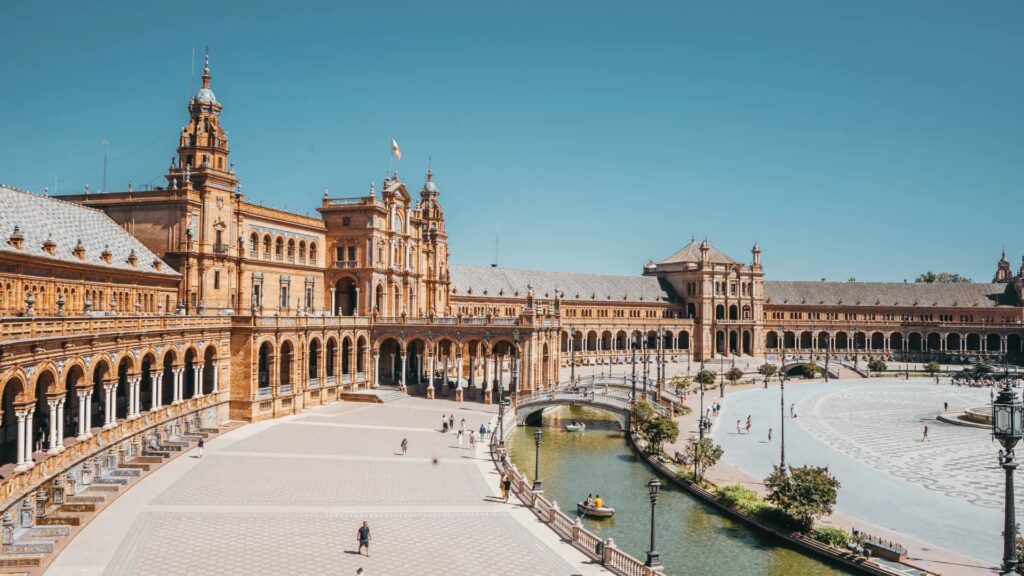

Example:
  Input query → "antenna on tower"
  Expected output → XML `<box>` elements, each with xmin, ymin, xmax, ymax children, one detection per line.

<box><xmin>190</xmin><ymin>42</ymin><xmax>196</xmax><ymax>100</ymax></box>
<box><xmin>492</xmin><ymin>224</ymin><xmax>500</xmax><ymax>268</ymax></box>
<box><xmin>101</xmin><ymin>139</ymin><xmax>109</xmax><ymax>192</ymax></box>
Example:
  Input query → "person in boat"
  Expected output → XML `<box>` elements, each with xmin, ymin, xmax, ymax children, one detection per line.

<box><xmin>594</xmin><ymin>494</ymin><xmax>604</xmax><ymax>509</ymax></box>
<box><xmin>585</xmin><ymin>493</ymin><xmax>594</xmax><ymax>508</ymax></box>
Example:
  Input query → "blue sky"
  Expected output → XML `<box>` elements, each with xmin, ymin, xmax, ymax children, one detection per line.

<box><xmin>1</xmin><ymin>1</ymin><xmax>1021</xmax><ymax>282</ymax></box>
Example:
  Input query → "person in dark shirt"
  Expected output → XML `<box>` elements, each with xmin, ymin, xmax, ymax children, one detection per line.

<box><xmin>357</xmin><ymin>521</ymin><xmax>371</xmax><ymax>557</ymax></box>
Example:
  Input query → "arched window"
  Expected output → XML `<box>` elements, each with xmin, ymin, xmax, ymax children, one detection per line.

<box><xmin>249</xmin><ymin>233</ymin><xmax>259</xmax><ymax>255</ymax></box>
<box><xmin>287</xmin><ymin>239</ymin><xmax>295</xmax><ymax>260</ymax></box>
<box><xmin>275</xmin><ymin>237</ymin><xmax>284</xmax><ymax>258</ymax></box>
<box><xmin>298</xmin><ymin>241</ymin><xmax>307</xmax><ymax>261</ymax></box>
<box><xmin>309</xmin><ymin>243</ymin><xmax>317</xmax><ymax>265</ymax></box>
<box><xmin>263</xmin><ymin>235</ymin><xmax>272</xmax><ymax>256</ymax></box>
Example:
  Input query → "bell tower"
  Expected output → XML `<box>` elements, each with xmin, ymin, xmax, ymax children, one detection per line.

<box><xmin>994</xmin><ymin>249</ymin><xmax>1013</xmax><ymax>283</ymax></box>
<box><xmin>166</xmin><ymin>49</ymin><xmax>234</xmax><ymax>191</ymax></box>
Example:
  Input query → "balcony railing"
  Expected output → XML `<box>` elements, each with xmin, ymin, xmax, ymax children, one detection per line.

<box><xmin>213</xmin><ymin>243</ymin><xmax>229</xmax><ymax>254</ymax></box>
<box><xmin>333</xmin><ymin>260</ymin><xmax>358</xmax><ymax>269</ymax></box>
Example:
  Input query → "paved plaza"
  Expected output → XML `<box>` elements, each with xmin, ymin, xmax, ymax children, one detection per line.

<box><xmin>711</xmin><ymin>379</ymin><xmax>1005</xmax><ymax>567</ymax></box>
<box><xmin>46</xmin><ymin>398</ymin><xmax>609</xmax><ymax>575</ymax></box>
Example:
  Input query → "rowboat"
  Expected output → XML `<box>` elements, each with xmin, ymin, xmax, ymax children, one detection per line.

<box><xmin>565</xmin><ymin>423</ymin><xmax>586</xmax><ymax>432</ymax></box>
<box><xmin>578</xmin><ymin>501</ymin><xmax>615</xmax><ymax>518</ymax></box>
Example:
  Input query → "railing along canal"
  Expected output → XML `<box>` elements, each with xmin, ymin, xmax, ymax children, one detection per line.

<box><xmin>491</xmin><ymin>434</ymin><xmax>663</xmax><ymax>575</ymax></box>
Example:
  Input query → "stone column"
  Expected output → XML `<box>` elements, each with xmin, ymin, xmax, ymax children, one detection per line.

<box><xmin>455</xmin><ymin>354</ymin><xmax>464</xmax><ymax>402</ymax></box>
<box><xmin>55</xmin><ymin>399</ymin><xmax>65</xmax><ymax>452</ymax></box>
<box><xmin>194</xmin><ymin>365</ymin><xmax>204</xmax><ymax>398</ymax></box>
<box><xmin>330</xmin><ymin>288</ymin><xmax>336</xmax><ymax>316</ymax></box>
<box><xmin>399</xmin><ymin>355</ymin><xmax>407</xmax><ymax>389</ymax></box>
<box><xmin>372</xmin><ymin>352</ymin><xmax>380</xmax><ymax>389</ymax></box>
<box><xmin>47</xmin><ymin>400</ymin><xmax>59</xmax><ymax>454</ymax></box>
<box><xmin>77</xmin><ymin>392</ymin><xmax>88</xmax><ymax>440</ymax></box>
<box><xmin>427</xmin><ymin>355</ymin><xmax>436</xmax><ymax>399</ymax></box>
<box><xmin>483</xmin><ymin>353</ymin><xmax>491</xmax><ymax>404</ymax></box>
<box><xmin>83</xmin><ymin>392</ymin><xmax>93</xmax><ymax>438</ymax></box>
<box><xmin>152</xmin><ymin>371</ymin><xmax>162</xmax><ymax>410</ymax></box>
<box><xmin>103</xmin><ymin>384</ymin><xmax>116</xmax><ymax>429</ymax></box>
<box><xmin>24</xmin><ymin>408</ymin><xmax>35</xmax><ymax>468</ymax></box>
<box><xmin>14</xmin><ymin>410</ymin><xmax>27</xmax><ymax>472</ymax></box>
<box><xmin>127</xmin><ymin>377</ymin><xmax>137</xmax><ymax>420</ymax></box>
<box><xmin>212</xmin><ymin>361</ymin><xmax>220</xmax><ymax>393</ymax></box>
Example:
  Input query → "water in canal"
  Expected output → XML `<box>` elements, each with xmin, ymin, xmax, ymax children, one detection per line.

<box><xmin>508</xmin><ymin>406</ymin><xmax>853</xmax><ymax>575</ymax></box>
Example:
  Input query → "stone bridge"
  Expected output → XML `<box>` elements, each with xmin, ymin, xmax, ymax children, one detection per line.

<box><xmin>514</xmin><ymin>379</ymin><xmax>671</xmax><ymax>430</ymax></box>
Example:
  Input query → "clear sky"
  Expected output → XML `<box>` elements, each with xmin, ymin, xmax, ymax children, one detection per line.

<box><xmin>1</xmin><ymin>1</ymin><xmax>1021</xmax><ymax>282</ymax></box>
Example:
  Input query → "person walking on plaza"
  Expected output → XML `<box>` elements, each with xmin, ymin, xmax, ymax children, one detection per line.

<box><xmin>790</xmin><ymin>403</ymin><xmax>796</xmax><ymax>418</ymax></box>
<box><xmin>922</xmin><ymin>425</ymin><xmax>929</xmax><ymax>441</ymax></box>
<box><xmin>460</xmin><ymin>418</ymin><xmax>465</xmax><ymax>433</ymax></box>
<box><xmin>449</xmin><ymin>414</ymin><xmax>455</xmax><ymax>430</ymax></box>
<box><xmin>356</xmin><ymin>521</ymin><xmax>371</xmax><ymax>557</ymax></box>
<box><xmin>502</xmin><ymin>473</ymin><xmax>512</xmax><ymax>503</ymax></box>
<box><xmin>943</xmin><ymin>401</ymin><xmax>948</xmax><ymax>413</ymax></box>
<box><xmin>441</xmin><ymin>414</ymin><xmax>447</xmax><ymax>432</ymax></box>
<box><xmin>197</xmin><ymin>438</ymin><xmax>204</xmax><ymax>458</ymax></box>
<box><xmin>457</xmin><ymin>429</ymin><xmax>464</xmax><ymax>449</ymax></box>
<box><xmin>736</xmin><ymin>420</ymin><xmax>741</xmax><ymax>434</ymax></box>
<box><xmin>469</xmin><ymin>431</ymin><xmax>476</xmax><ymax>449</ymax></box>
<box><xmin>400</xmin><ymin>438</ymin><xmax>408</xmax><ymax>455</ymax></box>
<box><xmin>768</xmin><ymin>427</ymin><xmax>773</xmax><ymax>442</ymax></box>
<box><xmin>745</xmin><ymin>419</ymin><xmax>752</xmax><ymax>435</ymax></box>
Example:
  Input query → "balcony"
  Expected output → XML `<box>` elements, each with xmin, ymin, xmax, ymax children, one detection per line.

<box><xmin>333</xmin><ymin>260</ymin><xmax>358</xmax><ymax>269</ymax></box>
<box><xmin>213</xmin><ymin>243</ymin><xmax>229</xmax><ymax>254</ymax></box>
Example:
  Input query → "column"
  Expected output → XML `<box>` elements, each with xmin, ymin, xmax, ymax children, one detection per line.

<box><xmin>1002</xmin><ymin>335</ymin><xmax>1008</xmax><ymax>354</ymax></box>
<box><xmin>399</xmin><ymin>355</ymin><xmax>407</xmax><ymax>389</ymax></box>
<box><xmin>193</xmin><ymin>365</ymin><xmax>204</xmax><ymax>398</ymax></box>
<box><xmin>330</xmin><ymin>288</ymin><xmax>336</xmax><ymax>316</ymax></box>
<box><xmin>127</xmin><ymin>377</ymin><xmax>137</xmax><ymax>420</ymax></box>
<box><xmin>55</xmin><ymin>399</ymin><xmax>65</xmax><ymax>452</ymax></box>
<box><xmin>47</xmin><ymin>400</ymin><xmax>59</xmax><ymax>454</ymax></box>
<box><xmin>152</xmin><ymin>371</ymin><xmax>162</xmax><ymax>410</ymax></box>
<box><xmin>455</xmin><ymin>354</ymin><xmax>464</xmax><ymax>402</ymax></box>
<box><xmin>102</xmin><ymin>383</ymin><xmax>116</xmax><ymax>428</ymax></box>
<box><xmin>83</xmin><ymin>392</ymin><xmax>93</xmax><ymax>438</ymax></box>
<box><xmin>24</xmin><ymin>408</ymin><xmax>35</xmax><ymax>468</ymax></box>
<box><xmin>212</xmin><ymin>362</ymin><xmax>220</xmax><ymax>393</ymax></box>
<box><xmin>77</xmin><ymin>392</ymin><xmax>88</xmax><ymax>440</ymax></box>
<box><xmin>13</xmin><ymin>410</ymin><xmax>26</xmax><ymax>472</ymax></box>
<box><xmin>483</xmin><ymin>353</ymin><xmax>491</xmax><ymax>404</ymax></box>
<box><xmin>427</xmin><ymin>354</ymin><xmax>435</xmax><ymax>399</ymax></box>
<box><xmin>372</xmin><ymin>352</ymin><xmax>380</xmax><ymax>388</ymax></box>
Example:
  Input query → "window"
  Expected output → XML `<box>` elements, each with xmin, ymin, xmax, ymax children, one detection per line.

<box><xmin>310</xmin><ymin>243</ymin><xmax>317</xmax><ymax>264</ymax></box>
<box><xmin>214</xmin><ymin>271</ymin><xmax>221</xmax><ymax>289</ymax></box>
<box><xmin>280</xmin><ymin>281</ymin><xmax>290</xmax><ymax>309</ymax></box>
<box><xmin>347</xmin><ymin>246</ymin><xmax>356</xmax><ymax>261</ymax></box>
<box><xmin>342</xmin><ymin>217</ymin><xmax>351</xmax><ymax>226</ymax></box>
<box><xmin>250</xmin><ymin>234</ymin><xmax>258</xmax><ymax>254</ymax></box>
<box><xmin>275</xmin><ymin>238</ymin><xmax>284</xmax><ymax>256</ymax></box>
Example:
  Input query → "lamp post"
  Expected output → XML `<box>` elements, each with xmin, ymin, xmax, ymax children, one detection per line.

<box><xmin>631</xmin><ymin>334</ymin><xmax>638</xmax><ymax>402</ymax></box>
<box><xmin>824</xmin><ymin>333</ymin><xmax>831</xmax><ymax>383</ymax></box>
<box><xmin>779</xmin><ymin>369</ymin><xmax>787</xmax><ymax>473</ymax></box>
<box><xmin>642</xmin><ymin>329</ymin><xmax>650</xmax><ymax>401</ymax></box>
<box><xmin>646</xmin><ymin>478</ymin><xmax>662</xmax><ymax>568</ymax></box>
<box><xmin>698</xmin><ymin>361</ymin><xmax>706</xmax><ymax>441</ymax></box>
<box><xmin>569</xmin><ymin>327</ymin><xmax>575</xmax><ymax>386</ymax></box>
<box><xmin>719</xmin><ymin>357</ymin><xmax>725</xmax><ymax>398</ymax></box>
<box><xmin>532</xmin><ymin>428</ymin><xmax>543</xmax><ymax>491</ymax></box>
<box><xmin>994</xmin><ymin>385</ymin><xmax>1023</xmax><ymax>575</ymax></box>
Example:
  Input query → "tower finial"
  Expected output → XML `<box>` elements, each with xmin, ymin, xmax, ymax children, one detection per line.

<box><xmin>202</xmin><ymin>47</ymin><xmax>211</xmax><ymax>88</ymax></box>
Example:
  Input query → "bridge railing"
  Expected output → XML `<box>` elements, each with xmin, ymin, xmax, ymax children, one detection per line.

<box><xmin>517</xmin><ymin>385</ymin><xmax>669</xmax><ymax>417</ymax></box>
<box><xmin>492</xmin><ymin>442</ymin><xmax>662</xmax><ymax>575</ymax></box>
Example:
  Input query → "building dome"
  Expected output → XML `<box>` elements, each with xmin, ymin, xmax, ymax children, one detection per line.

<box><xmin>194</xmin><ymin>87</ymin><xmax>218</xmax><ymax>105</ymax></box>
<box><xmin>423</xmin><ymin>180</ymin><xmax>437</xmax><ymax>193</ymax></box>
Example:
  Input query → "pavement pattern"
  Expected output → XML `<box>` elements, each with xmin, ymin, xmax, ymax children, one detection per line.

<box><xmin>46</xmin><ymin>397</ymin><xmax>609</xmax><ymax>576</ymax></box>
<box><xmin>711</xmin><ymin>379</ymin><xmax>1004</xmax><ymax>568</ymax></box>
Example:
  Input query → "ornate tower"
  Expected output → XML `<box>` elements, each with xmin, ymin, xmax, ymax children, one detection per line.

<box><xmin>994</xmin><ymin>249</ymin><xmax>1013</xmax><ymax>283</ymax></box>
<box><xmin>418</xmin><ymin>166</ymin><xmax>451</xmax><ymax>314</ymax></box>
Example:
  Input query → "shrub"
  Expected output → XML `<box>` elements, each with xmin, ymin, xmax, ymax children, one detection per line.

<box><xmin>764</xmin><ymin>465</ymin><xmax>841</xmax><ymax>532</ymax></box>
<box><xmin>811</xmin><ymin>525</ymin><xmax>851</xmax><ymax>548</ymax></box>
<box><xmin>714</xmin><ymin>484</ymin><xmax>802</xmax><ymax>531</ymax></box>
<box><xmin>867</xmin><ymin>359</ymin><xmax>887</xmax><ymax>373</ymax></box>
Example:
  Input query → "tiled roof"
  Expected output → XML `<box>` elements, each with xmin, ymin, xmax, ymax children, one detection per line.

<box><xmin>659</xmin><ymin>240</ymin><xmax>736</xmax><ymax>265</ymax></box>
<box><xmin>764</xmin><ymin>281</ymin><xmax>1017</xmax><ymax>308</ymax></box>
<box><xmin>449</xmin><ymin>264</ymin><xmax>668</xmax><ymax>303</ymax></box>
<box><xmin>0</xmin><ymin>185</ymin><xmax>178</xmax><ymax>276</ymax></box>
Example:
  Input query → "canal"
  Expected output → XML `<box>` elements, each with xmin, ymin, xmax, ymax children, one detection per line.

<box><xmin>507</xmin><ymin>406</ymin><xmax>853</xmax><ymax>575</ymax></box>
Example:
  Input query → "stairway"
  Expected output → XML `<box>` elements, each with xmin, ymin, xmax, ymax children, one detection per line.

<box><xmin>340</xmin><ymin>387</ymin><xmax>409</xmax><ymax>403</ymax></box>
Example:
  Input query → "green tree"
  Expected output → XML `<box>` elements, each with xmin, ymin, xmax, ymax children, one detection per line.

<box><xmin>684</xmin><ymin>437</ymin><xmax>724</xmax><ymax>482</ymax></box>
<box><xmin>631</xmin><ymin>399</ymin><xmax>657</xmax><ymax>430</ymax></box>
<box><xmin>695</xmin><ymin>369</ymin><xmax>717</xmax><ymax>391</ymax></box>
<box><xmin>802</xmin><ymin>362</ymin><xmax>821</xmax><ymax>379</ymax></box>
<box><xmin>867</xmin><ymin>359</ymin><xmax>887</xmax><ymax>373</ymax></box>
<box><xmin>641</xmin><ymin>415</ymin><xmax>680</xmax><ymax>455</ymax></box>
<box><xmin>916</xmin><ymin>271</ymin><xmax>972</xmax><ymax>284</ymax></box>
<box><xmin>725</xmin><ymin>367</ymin><xmax>744</xmax><ymax>387</ymax></box>
<box><xmin>758</xmin><ymin>363</ymin><xmax>778</xmax><ymax>386</ymax></box>
<box><xmin>671</xmin><ymin>375</ymin><xmax>692</xmax><ymax>396</ymax></box>
<box><xmin>923</xmin><ymin>361</ymin><xmax>941</xmax><ymax>377</ymax></box>
<box><xmin>764</xmin><ymin>465</ymin><xmax>841</xmax><ymax>532</ymax></box>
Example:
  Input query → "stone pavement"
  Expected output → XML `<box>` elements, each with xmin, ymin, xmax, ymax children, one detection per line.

<box><xmin>46</xmin><ymin>397</ymin><xmax>610</xmax><ymax>576</ymax></box>
<box><xmin>668</xmin><ymin>378</ymin><xmax>999</xmax><ymax>575</ymax></box>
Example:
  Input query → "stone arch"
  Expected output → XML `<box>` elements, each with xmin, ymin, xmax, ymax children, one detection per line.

<box><xmin>183</xmin><ymin>347</ymin><xmax>200</xmax><ymax>399</ymax></box>
<box><xmin>258</xmin><ymin>340</ymin><xmax>274</xmax><ymax>393</ymax></box>
<box><xmin>816</xmin><ymin>331</ymin><xmax>829</xmax><ymax>350</ymax></box>
<box><xmin>202</xmin><ymin>345</ymin><xmax>217</xmax><ymax>394</ymax></box>
<box><xmin>677</xmin><ymin>331</ymin><xmax>690</xmax><ymax>350</ymax></box>
<box><xmin>374</xmin><ymin>283</ymin><xmax>385</xmax><ymax>314</ymax></box>
<box><xmin>0</xmin><ymin>375</ymin><xmax>26</xmax><ymax>465</ymax></box>
<box><xmin>616</xmin><ymin>330</ymin><xmax>627</xmax><ymax>350</ymax></box>
<box><xmin>728</xmin><ymin>304</ymin><xmax>738</xmax><ymax>321</ymax></box>
<box><xmin>871</xmin><ymin>332</ymin><xmax>885</xmax><ymax>350</ymax></box>
<box><xmin>854</xmin><ymin>332</ymin><xmax>867</xmax><ymax>350</ymax></box>
<box><xmin>308</xmin><ymin>337</ymin><xmax>322</xmax><ymax>382</ymax></box>
<box><xmin>908</xmin><ymin>332</ymin><xmax>923</xmax><ymax>352</ymax></box>
<box><xmin>1008</xmin><ymin>333</ymin><xmax>1022</xmax><ymax>354</ymax></box>
<box><xmin>946</xmin><ymin>333</ymin><xmax>962</xmax><ymax>353</ymax></box>
<box><xmin>741</xmin><ymin>304</ymin><xmax>751</xmax><ymax>320</ymax></box>
<box><xmin>799</xmin><ymin>331</ymin><xmax>813</xmax><ymax>350</ymax></box>
<box><xmin>279</xmin><ymin>339</ymin><xmax>295</xmax><ymax>390</ymax></box>
<box><xmin>715</xmin><ymin>304</ymin><xmax>725</xmax><ymax>320</ymax></box>
<box><xmin>586</xmin><ymin>331</ymin><xmax>598</xmax><ymax>351</ymax></box>
<box><xmin>926</xmin><ymin>332</ymin><xmax>942</xmax><ymax>352</ymax></box>
<box><xmin>335</xmin><ymin>276</ymin><xmax>358</xmax><ymax>316</ymax></box>
<box><xmin>326</xmin><ymin>337</ymin><xmax>338</xmax><ymax>381</ymax></box>
<box><xmin>966</xmin><ymin>333</ymin><xmax>981</xmax><ymax>351</ymax></box>
<box><xmin>783</xmin><ymin>331</ymin><xmax>796</xmax><ymax>349</ymax></box>
<box><xmin>560</xmin><ymin>331</ymin><xmax>569</xmax><ymax>353</ymax></box>
<box><xmin>742</xmin><ymin>330</ymin><xmax>752</xmax><ymax>355</ymax></box>
<box><xmin>763</xmin><ymin>330</ymin><xmax>779</xmax><ymax>349</ymax></box>
<box><xmin>601</xmin><ymin>331</ymin><xmax>612</xmax><ymax>350</ymax></box>
<box><xmin>835</xmin><ymin>332</ymin><xmax>849</xmax><ymax>350</ymax></box>
<box><xmin>889</xmin><ymin>332</ymin><xmax>904</xmax><ymax>352</ymax></box>
<box><xmin>987</xmin><ymin>333</ymin><xmax>1002</xmax><ymax>353</ymax></box>
<box><xmin>356</xmin><ymin>336</ymin><xmax>367</xmax><ymax>373</ymax></box>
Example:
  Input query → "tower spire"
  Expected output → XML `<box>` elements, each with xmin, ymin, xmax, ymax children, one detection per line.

<box><xmin>202</xmin><ymin>47</ymin><xmax>211</xmax><ymax>88</ymax></box>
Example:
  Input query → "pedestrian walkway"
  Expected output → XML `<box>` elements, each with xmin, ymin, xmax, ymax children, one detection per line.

<box><xmin>46</xmin><ymin>398</ymin><xmax>609</xmax><ymax>575</ymax></box>
<box><xmin>667</xmin><ymin>378</ymin><xmax>998</xmax><ymax>576</ymax></box>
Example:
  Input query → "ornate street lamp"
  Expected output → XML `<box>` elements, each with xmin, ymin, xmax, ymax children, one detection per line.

<box><xmin>631</xmin><ymin>334</ymin><xmax>638</xmax><ymax>402</ymax></box>
<box><xmin>646</xmin><ymin>478</ymin><xmax>662</xmax><ymax>568</ymax></box>
<box><xmin>993</xmin><ymin>385</ymin><xmax>1023</xmax><ymax>575</ymax></box>
<box><xmin>532</xmin><ymin>428</ymin><xmax>543</xmax><ymax>491</ymax></box>
<box><xmin>569</xmin><ymin>327</ymin><xmax>575</xmax><ymax>385</ymax></box>
<box><xmin>778</xmin><ymin>369</ymin><xmax>787</xmax><ymax>473</ymax></box>
<box><xmin>699</xmin><ymin>360</ymin><xmax>706</xmax><ymax>440</ymax></box>
<box><xmin>824</xmin><ymin>333</ymin><xmax>831</xmax><ymax>383</ymax></box>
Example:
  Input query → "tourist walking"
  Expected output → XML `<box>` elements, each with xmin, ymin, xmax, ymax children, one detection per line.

<box><xmin>449</xmin><ymin>414</ymin><xmax>455</xmax><ymax>430</ymax></box>
<box><xmin>790</xmin><ymin>403</ymin><xmax>796</xmax><ymax>418</ymax></box>
<box><xmin>441</xmin><ymin>414</ymin><xmax>447</xmax><ymax>431</ymax></box>
<box><xmin>460</xmin><ymin>418</ymin><xmax>466</xmax><ymax>432</ymax></box>
<box><xmin>745</xmin><ymin>419</ymin><xmax>751</xmax><ymax>435</ymax></box>
<box><xmin>457</xmin><ymin>429</ymin><xmax>464</xmax><ymax>449</ymax></box>
<box><xmin>943</xmin><ymin>401</ymin><xmax>948</xmax><ymax>412</ymax></box>
<box><xmin>400</xmin><ymin>438</ymin><xmax>408</xmax><ymax>455</ymax></box>
<box><xmin>356</xmin><ymin>521</ymin><xmax>371</xmax><ymax>557</ymax></box>
<box><xmin>469</xmin><ymin>431</ymin><xmax>476</xmax><ymax>448</ymax></box>
<box><xmin>736</xmin><ymin>420</ymin><xmax>741</xmax><ymax>434</ymax></box>
<box><xmin>768</xmin><ymin>427</ymin><xmax>773</xmax><ymax>442</ymax></box>
<box><xmin>197</xmin><ymin>438</ymin><xmax>204</xmax><ymax>458</ymax></box>
<box><xmin>922</xmin><ymin>425</ymin><xmax>929</xmax><ymax>441</ymax></box>
<box><xmin>501</xmin><ymin>473</ymin><xmax>512</xmax><ymax>503</ymax></box>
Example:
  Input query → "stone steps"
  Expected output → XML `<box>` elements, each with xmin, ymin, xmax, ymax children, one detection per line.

<box><xmin>0</xmin><ymin>554</ymin><xmax>41</xmax><ymax>569</ymax></box>
<box><xmin>66</xmin><ymin>495</ymin><xmax>104</xmax><ymax>504</ymax></box>
<box><xmin>56</xmin><ymin>503</ymin><xmax>95</xmax><ymax>514</ymax></box>
<box><xmin>24</xmin><ymin>526</ymin><xmax>69</xmax><ymax>539</ymax></box>
<box><xmin>133</xmin><ymin>456</ymin><xmax>163</xmax><ymax>464</ymax></box>
<box><xmin>36</xmin><ymin>517</ymin><xmax>80</xmax><ymax>527</ymax></box>
<box><xmin>1</xmin><ymin>542</ymin><xmax>52</xmax><ymax>555</ymax></box>
<box><xmin>83</xmin><ymin>485</ymin><xmax>120</xmax><ymax>493</ymax></box>
<box><xmin>92</xmin><ymin>477</ymin><xmax>128</xmax><ymax>486</ymax></box>
<box><xmin>120</xmin><ymin>462</ymin><xmax>151</xmax><ymax>471</ymax></box>
<box><xmin>110</xmin><ymin>468</ymin><xmax>142</xmax><ymax>477</ymax></box>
